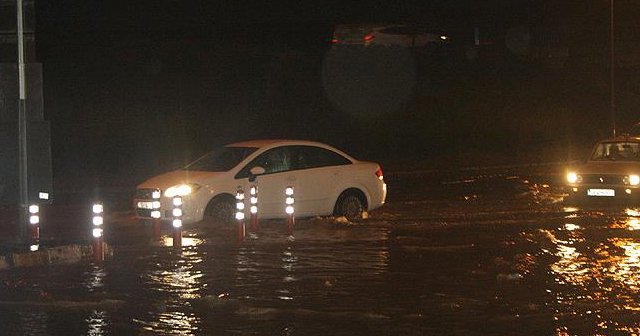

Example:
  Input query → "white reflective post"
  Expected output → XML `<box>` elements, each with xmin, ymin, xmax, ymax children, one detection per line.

<box><xmin>249</xmin><ymin>185</ymin><xmax>258</xmax><ymax>230</ymax></box>
<box><xmin>236</xmin><ymin>188</ymin><xmax>246</xmax><ymax>241</ymax></box>
<box><xmin>151</xmin><ymin>188</ymin><xmax>162</xmax><ymax>239</ymax></box>
<box><xmin>92</xmin><ymin>202</ymin><xmax>104</xmax><ymax>261</ymax></box>
<box><xmin>28</xmin><ymin>204</ymin><xmax>39</xmax><ymax>251</ymax></box>
<box><xmin>172</xmin><ymin>196</ymin><xmax>182</xmax><ymax>247</ymax></box>
<box><xmin>285</xmin><ymin>186</ymin><xmax>294</xmax><ymax>235</ymax></box>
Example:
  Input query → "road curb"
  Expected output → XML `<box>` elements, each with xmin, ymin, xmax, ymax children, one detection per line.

<box><xmin>0</xmin><ymin>244</ymin><xmax>111</xmax><ymax>270</ymax></box>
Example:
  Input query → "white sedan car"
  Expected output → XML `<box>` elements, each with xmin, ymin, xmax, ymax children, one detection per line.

<box><xmin>565</xmin><ymin>136</ymin><xmax>640</xmax><ymax>202</ymax></box>
<box><xmin>135</xmin><ymin>140</ymin><xmax>387</xmax><ymax>225</ymax></box>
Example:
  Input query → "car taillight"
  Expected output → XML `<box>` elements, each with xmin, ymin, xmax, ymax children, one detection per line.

<box><xmin>363</xmin><ymin>34</ymin><xmax>374</xmax><ymax>42</ymax></box>
<box><xmin>375</xmin><ymin>167</ymin><xmax>384</xmax><ymax>181</ymax></box>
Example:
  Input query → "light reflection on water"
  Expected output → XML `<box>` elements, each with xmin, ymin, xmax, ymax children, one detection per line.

<box><xmin>83</xmin><ymin>264</ymin><xmax>106</xmax><ymax>292</ymax></box>
<box><xmin>139</xmin><ymin>248</ymin><xmax>205</xmax><ymax>335</ymax></box>
<box><xmin>84</xmin><ymin>265</ymin><xmax>108</xmax><ymax>335</ymax></box>
<box><xmin>86</xmin><ymin>310</ymin><xmax>108</xmax><ymax>336</ymax></box>
<box><xmin>280</xmin><ymin>247</ymin><xmax>298</xmax><ymax>300</ymax></box>
<box><xmin>626</xmin><ymin>208</ymin><xmax>640</xmax><ymax>218</ymax></box>
<box><xmin>609</xmin><ymin>239</ymin><xmax>640</xmax><ymax>293</ymax></box>
<box><xmin>18</xmin><ymin>311</ymin><xmax>48</xmax><ymax>336</ymax></box>
<box><xmin>551</xmin><ymin>225</ymin><xmax>589</xmax><ymax>287</ymax></box>
<box><xmin>551</xmin><ymin>209</ymin><xmax>640</xmax><ymax>334</ymax></box>
<box><xmin>160</xmin><ymin>235</ymin><xmax>204</xmax><ymax>248</ymax></box>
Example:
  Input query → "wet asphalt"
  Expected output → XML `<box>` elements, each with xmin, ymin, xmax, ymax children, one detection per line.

<box><xmin>1</xmin><ymin>166</ymin><xmax>640</xmax><ymax>335</ymax></box>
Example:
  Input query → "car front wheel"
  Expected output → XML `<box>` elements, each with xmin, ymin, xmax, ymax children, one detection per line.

<box><xmin>204</xmin><ymin>196</ymin><xmax>235</xmax><ymax>225</ymax></box>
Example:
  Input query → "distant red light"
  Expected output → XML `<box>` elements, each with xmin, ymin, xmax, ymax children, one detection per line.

<box><xmin>363</xmin><ymin>34</ymin><xmax>374</xmax><ymax>42</ymax></box>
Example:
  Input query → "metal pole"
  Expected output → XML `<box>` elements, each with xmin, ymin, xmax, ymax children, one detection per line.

<box><xmin>17</xmin><ymin>0</ymin><xmax>29</xmax><ymax>243</ymax></box>
<box><xmin>611</xmin><ymin>0</ymin><xmax>616</xmax><ymax>137</ymax></box>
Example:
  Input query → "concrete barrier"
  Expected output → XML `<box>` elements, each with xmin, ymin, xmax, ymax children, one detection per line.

<box><xmin>0</xmin><ymin>243</ymin><xmax>111</xmax><ymax>270</ymax></box>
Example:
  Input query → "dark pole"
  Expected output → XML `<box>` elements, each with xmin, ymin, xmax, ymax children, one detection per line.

<box><xmin>610</xmin><ymin>0</ymin><xmax>616</xmax><ymax>137</ymax></box>
<box><xmin>17</xmin><ymin>0</ymin><xmax>29</xmax><ymax>242</ymax></box>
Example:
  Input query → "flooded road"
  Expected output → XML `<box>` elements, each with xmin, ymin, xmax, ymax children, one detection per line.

<box><xmin>2</xmin><ymin>166</ymin><xmax>640</xmax><ymax>335</ymax></box>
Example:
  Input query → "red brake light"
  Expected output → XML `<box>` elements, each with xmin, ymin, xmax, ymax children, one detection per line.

<box><xmin>363</xmin><ymin>34</ymin><xmax>374</xmax><ymax>42</ymax></box>
<box><xmin>375</xmin><ymin>167</ymin><xmax>384</xmax><ymax>180</ymax></box>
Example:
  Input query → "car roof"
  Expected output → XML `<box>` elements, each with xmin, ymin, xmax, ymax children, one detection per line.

<box><xmin>226</xmin><ymin>139</ymin><xmax>337</xmax><ymax>149</ymax></box>
<box><xmin>225</xmin><ymin>139</ymin><xmax>357</xmax><ymax>162</ymax></box>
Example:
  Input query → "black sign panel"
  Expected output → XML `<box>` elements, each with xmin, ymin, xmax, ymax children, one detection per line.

<box><xmin>0</xmin><ymin>121</ymin><xmax>53</xmax><ymax>204</ymax></box>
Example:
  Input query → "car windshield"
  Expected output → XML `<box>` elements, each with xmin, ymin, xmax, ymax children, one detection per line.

<box><xmin>185</xmin><ymin>146</ymin><xmax>258</xmax><ymax>172</ymax></box>
<box><xmin>591</xmin><ymin>141</ymin><xmax>640</xmax><ymax>161</ymax></box>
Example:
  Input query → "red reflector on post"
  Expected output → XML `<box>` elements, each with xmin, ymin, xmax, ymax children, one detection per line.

<box><xmin>375</xmin><ymin>166</ymin><xmax>384</xmax><ymax>180</ymax></box>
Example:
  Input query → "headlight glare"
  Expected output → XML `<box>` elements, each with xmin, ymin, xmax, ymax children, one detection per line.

<box><xmin>629</xmin><ymin>174</ymin><xmax>640</xmax><ymax>186</ymax></box>
<box><xmin>164</xmin><ymin>183</ymin><xmax>200</xmax><ymax>198</ymax></box>
<box><xmin>566</xmin><ymin>172</ymin><xmax>579</xmax><ymax>184</ymax></box>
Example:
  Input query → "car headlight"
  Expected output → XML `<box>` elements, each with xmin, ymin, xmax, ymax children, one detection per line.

<box><xmin>164</xmin><ymin>183</ymin><xmax>201</xmax><ymax>198</ymax></box>
<box><xmin>566</xmin><ymin>172</ymin><xmax>580</xmax><ymax>184</ymax></box>
<box><xmin>628</xmin><ymin>174</ymin><xmax>640</xmax><ymax>186</ymax></box>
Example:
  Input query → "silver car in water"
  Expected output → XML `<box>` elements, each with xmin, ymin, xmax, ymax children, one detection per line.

<box><xmin>565</xmin><ymin>136</ymin><xmax>640</xmax><ymax>203</ymax></box>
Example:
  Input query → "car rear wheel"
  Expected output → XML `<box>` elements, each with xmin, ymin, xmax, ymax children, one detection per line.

<box><xmin>204</xmin><ymin>196</ymin><xmax>235</xmax><ymax>225</ymax></box>
<box><xmin>334</xmin><ymin>191</ymin><xmax>366</xmax><ymax>222</ymax></box>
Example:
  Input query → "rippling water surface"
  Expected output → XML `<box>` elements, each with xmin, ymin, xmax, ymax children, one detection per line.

<box><xmin>2</xmin><ymin>168</ymin><xmax>640</xmax><ymax>335</ymax></box>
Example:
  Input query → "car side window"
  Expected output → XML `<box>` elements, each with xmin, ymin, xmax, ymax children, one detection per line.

<box><xmin>292</xmin><ymin>146</ymin><xmax>352</xmax><ymax>170</ymax></box>
<box><xmin>235</xmin><ymin>147</ymin><xmax>292</xmax><ymax>179</ymax></box>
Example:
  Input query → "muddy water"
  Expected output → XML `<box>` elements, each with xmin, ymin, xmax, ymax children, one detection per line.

<box><xmin>1</xmin><ymin>168</ymin><xmax>640</xmax><ymax>335</ymax></box>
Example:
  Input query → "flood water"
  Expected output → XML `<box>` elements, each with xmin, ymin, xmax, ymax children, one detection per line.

<box><xmin>2</xmin><ymin>166</ymin><xmax>640</xmax><ymax>335</ymax></box>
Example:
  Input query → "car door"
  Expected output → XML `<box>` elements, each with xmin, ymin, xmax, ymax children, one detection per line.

<box><xmin>288</xmin><ymin>145</ymin><xmax>352</xmax><ymax>217</ymax></box>
<box><xmin>235</xmin><ymin>146</ymin><xmax>295</xmax><ymax>219</ymax></box>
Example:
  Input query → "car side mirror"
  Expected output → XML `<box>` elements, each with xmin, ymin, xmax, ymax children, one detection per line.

<box><xmin>248</xmin><ymin>166</ymin><xmax>266</xmax><ymax>182</ymax></box>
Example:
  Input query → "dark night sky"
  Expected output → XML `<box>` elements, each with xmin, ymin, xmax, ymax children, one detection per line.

<box><xmin>24</xmin><ymin>0</ymin><xmax>640</xmax><ymax>183</ymax></box>
<box><xmin>34</xmin><ymin>1</ymin><xmax>530</xmax><ymax>42</ymax></box>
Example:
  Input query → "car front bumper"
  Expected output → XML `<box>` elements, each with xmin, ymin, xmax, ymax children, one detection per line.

<box><xmin>566</xmin><ymin>184</ymin><xmax>640</xmax><ymax>202</ymax></box>
<box><xmin>134</xmin><ymin>197</ymin><xmax>201</xmax><ymax>224</ymax></box>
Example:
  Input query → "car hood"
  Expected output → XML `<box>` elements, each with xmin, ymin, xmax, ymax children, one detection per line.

<box><xmin>578</xmin><ymin>161</ymin><xmax>640</xmax><ymax>175</ymax></box>
<box><xmin>137</xmin><ymin>170</ymin><xmax>225</xmax><ymax>189</ymax></box>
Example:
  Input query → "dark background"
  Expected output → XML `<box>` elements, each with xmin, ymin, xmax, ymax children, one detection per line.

<box><xmin>29</xmin><ymin>0</ymin><xmax>640</xmax><ymax>186</ymax></box>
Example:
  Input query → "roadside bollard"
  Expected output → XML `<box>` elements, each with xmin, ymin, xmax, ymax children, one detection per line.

<box><xmin>92</xmin><ymin>202</ymin><xmax>104</xmax><ymax>262</ymax></box>
<box><xmin>28</xmin><ymin>204</ymin><xmax>40</xmax><ymax>251</ymax></box>
<box><xmin>285</xmin><ymin>186</ymin><xmax>294</xmax><ymax>235</ymax></box>
<box><xmin>151</xmin><ymin>189</ymin><xmax>162</xmax><ymax>239</ymax></box>
<box><xmin>172</xmin><ymin>196</ymin><xmax>183</xmax><ymax>248</ymax></box>
<box><xmin>236</xmin><ymin>188</ymin><xmax>246</xmax><ymax>242</ymax></box>
<box><xmin>249</xmin><ymin>185</ymin><xmax>258</xmax><ymax>231</ymax></box>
